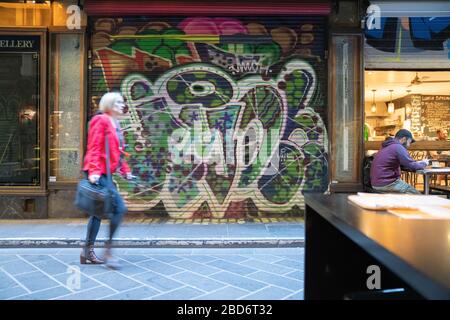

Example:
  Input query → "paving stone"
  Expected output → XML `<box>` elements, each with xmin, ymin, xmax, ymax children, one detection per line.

<box><xmin>117</xmin><ymin>255</ymin><xmax>151</xmax><ymax>263</ymax></box>
<box><xmin>241</xmin><ymin>286</ymin><xmax>293</xmax><ymax>300</ymax></box>
<box><xmin>150</xmin><ymin>286</ymin><xmax>204</xmax><ymax>300</ymax></box>
<box><xmin>171</xmin><ymin>271</ymin><xmax>226</xmax><ymax>292</ymax></box>
<box><xmin>151</xmin><ymin>255</ymin><xmax>184</xmax><ymax>263</ymax></box>
<box><xmin>19</xmin><ymin>255</ymin><xmax>55</xmax><ymax>264</ymax></box>
<box><xmin>285</xmin><ymin>269</ymin><xmax>304</xmax><ymax>281</ymax></box>
<box><xmin>182</xmin><ymin>255</ymin><xmax>217</xmax><ymax>263</ymax></box>
<box><xmin>0</xmin><ymin>259</ymin><xmax>37</xmax><ymax>275</ymax></box>
<box><xmin>272</xmin><ymin>258</ymin><xmax>302</xmax><ymax>270</ymax></box>
<box><xmin>285</xmin><ymin>290</ymin><xmax>304</xmax><ymax>300</ymax></box>
<box><xmin>103</xmin><ymin>286</ymin><xmax>159</xmax><ymax>300</ymax></box>
<box><xmin>211</xmin><ymin>255</ymin><xmax>249</xmax><ymax>263</ymax></box>
<box><xmin>135</xmin><ymin>271</ymin><xmax>183</xmax><ymax>292</ymax></box>
<box><xmin>0</xmin><ymin>286</ymin><xmax>28</xmax><ymax>299</ymax></box>
<box><xmin>14</xmin><ymin>271</ymin><xmax>60</xmax><ymax>292</ymax></box>
<box><xmin>0</xmin><ymin>271</ymin><xmax>18</xmax><ymax>290</ymax></box>
<box><xmin>92</xmin><ymin>272</ymin><xmax>142</xmax><ymax>291</ymax></box>
<box><xmin>207</xmin><ymin>259</ymin><xmax>257</xmax><ymax>276</ymax></box>
<box><xmin>53</xmin><ymin>273</ymin><xmax>100</xmax><ymax>292</ymax></box>
<box><xmin>55</xmin><ymin>286</ymin><xmax>116</xmax><ymax>300</ymax></box>
<box><xmin>250</xmin><ymin>271</ymin><xmax>303</xmax><ymax>291</ymax></box>
<box><xmin>13</xmin><ymin>286</ymin><xmax>72</xmax><ymax>300</ymax></box>
<box><xmin>115</xmin><ymin>263</ymin><xmax>148</xmax><ymax>277</ymax></box>
<box><xmin>32</xmin><ymin>258</ymin><xmax>69</xmax><ymax>275</ymax></box>
<box><xmin>212</xmin><ymin>271</ymin><xmax>266</xmax><ymax>292</ymax></box>
<box><xmin>239</xmin><ymin>259</ymin><xmax>295</xmax><ymax>275</ymax></box>
<box><xmin>136</xmin><ymin>259</ymin><xmax>184</xmax><ymax>275</ymax></box>
<box><xmin>196</xmin><ymin>286</ymin><xmax>249</xmax><ymax>300</ymax></box>
<box><xmin>171</xmin><ymin>259</ymin><xmax>222</xmax><ymax>276</ymax></box>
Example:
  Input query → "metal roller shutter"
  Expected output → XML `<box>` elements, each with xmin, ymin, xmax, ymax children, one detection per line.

<box><xmin>88</xmin><ymin>14</ymin><xmax>328</xmax><ymax>218</ymax></box>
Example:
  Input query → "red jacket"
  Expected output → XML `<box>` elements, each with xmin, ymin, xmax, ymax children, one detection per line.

<box><xmin>83</xmin><ymin>113</ymin><xmax>131</xmax><ymax>176</ymax></box>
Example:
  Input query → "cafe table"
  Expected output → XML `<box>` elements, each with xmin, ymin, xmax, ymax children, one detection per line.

<box><xmin>304</xmin><ymin>193</ymin><xmax>450</xmax><ymax>300</ymax></box>
<box><xmin>416</xmin><ymin>167</ymin><xmax>450</xmax><ymax>194</ymax></box>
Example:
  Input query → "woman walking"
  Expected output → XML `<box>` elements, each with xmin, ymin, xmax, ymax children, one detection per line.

<box><xmin>80</xmin><ymin>92</ymin><xmax>133</xmax><ymax>269</ymax></box>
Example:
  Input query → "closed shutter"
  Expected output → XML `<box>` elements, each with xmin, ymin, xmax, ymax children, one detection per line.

<box><xmin>88</xmin><ymin>15</ymin><xmax>328</xmax><ymax>218</ymax></box>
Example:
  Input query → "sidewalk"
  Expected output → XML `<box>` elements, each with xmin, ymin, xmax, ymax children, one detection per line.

<box><xmin>0</xmin><ymin>219</ymin><xmax>304</xmax><ymax>248</ymax></box>
<box><xmin>0</xmin><ymin>247</ymin><xmax>304</xmax><ymax>300</ymax></box>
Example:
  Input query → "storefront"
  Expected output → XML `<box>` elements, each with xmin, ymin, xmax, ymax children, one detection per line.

<box><xmin>0</xmin><ymin>1</ymin><xmax>87</xmax><ymax>218</ymax></box>
<box><xmin>5</xmin><ymin>1</ymin><xmax>444</xmax><ymax>220</ymax></box>
<box><xmin>363</xmin><ymin>1</ymin><xmax>450</xmax><ymax>192</ymax></box>
<box><xmin>84</xmin><ymin>0</ymin><xmax>331</xmax><ymax>219</ymax></box>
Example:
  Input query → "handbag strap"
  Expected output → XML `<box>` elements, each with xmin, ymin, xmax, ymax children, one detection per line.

<box><xmin>104</xmin><ymin>131</ymin><xmax>113</xmax><ymax>188</ymax></box>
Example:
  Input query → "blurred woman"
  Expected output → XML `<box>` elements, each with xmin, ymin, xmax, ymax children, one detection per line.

<box><xmin>80</xmin><ymin>92</ymin><xmax>133</xmax><ymax>269</ymax></box>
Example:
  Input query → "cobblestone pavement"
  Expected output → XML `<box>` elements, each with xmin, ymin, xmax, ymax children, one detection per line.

<box><xmin>0</xmin><ymin>248</ymin><xmax>304</xmax><ymax>300</ymax></box>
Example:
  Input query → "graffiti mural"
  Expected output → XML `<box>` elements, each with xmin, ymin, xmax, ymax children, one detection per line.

<box><xmin>90</xmin><ymin>16</ymin><xmax>328</xmax><ymax>218</ymax></box>
<box><xmin>365</xmin><ymin>16</ymin><xmax>450</xmax><ymax>68</ymax></box>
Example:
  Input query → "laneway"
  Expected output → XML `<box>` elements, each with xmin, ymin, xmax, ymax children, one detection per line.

<box><xmin>0</xmin><ymin>247</ymin><xmax>304</xmax><ymax>300</ymax></box>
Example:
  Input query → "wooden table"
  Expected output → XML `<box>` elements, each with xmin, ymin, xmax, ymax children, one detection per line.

<box><xmin>305</xmin><ymin>193</ymin><xmax>450</xmax><ymax>300</ymax></box>
<box><xmin>416</xmin><ymin>167</ymin><xmax>450</xmax><ymax>194</ymax></box>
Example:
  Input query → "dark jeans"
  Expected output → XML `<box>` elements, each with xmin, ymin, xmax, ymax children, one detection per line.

<box><xmin>84</xmin><ymin>173</ymin><xmax>127</xmax><ymax>246</ymax></box>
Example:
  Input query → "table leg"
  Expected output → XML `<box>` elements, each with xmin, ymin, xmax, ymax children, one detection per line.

<box><xmin>424</xmin><ymin>174</ymin><xmax>430</xmax><ymax>195</ymax></box>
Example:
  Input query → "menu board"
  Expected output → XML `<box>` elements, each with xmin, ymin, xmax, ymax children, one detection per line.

<box><xmin>410</xmin><ymin>95</ymin><xmax>422</xmax><ymax>136</ymax></box>
<box><xmin>421</xmin><ymin>95</ymin><xmax>450</xmax><ymax>137</ymax></box>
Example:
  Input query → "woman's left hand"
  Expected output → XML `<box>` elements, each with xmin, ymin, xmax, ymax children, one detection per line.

<box><xmin>126</xmin><ymin>173</ymin><xmax>136</xmax><ymax>180</ymax></box>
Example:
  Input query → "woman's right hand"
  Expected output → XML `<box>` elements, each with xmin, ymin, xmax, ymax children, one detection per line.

<box><xmin>88</xmin><ymin>174</ymin><xmax>100</xmax><ymax>184</ymax></box>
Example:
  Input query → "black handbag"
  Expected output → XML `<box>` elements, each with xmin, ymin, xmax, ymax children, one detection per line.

<box><xmin>75</xmin><ymin>135</ymin><xmax>115</xmax><ymax>219</ymax></box>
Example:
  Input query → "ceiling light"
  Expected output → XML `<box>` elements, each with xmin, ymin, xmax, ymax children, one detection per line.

<box><xmin>388</xmin><ymin>90</ymin><xmax>395</xmax><ymax>114</ymax></box>
<box><xmin>371</xmin><ymin>89</ymin><xmax>377</xmax><ymax>113</ymax></box>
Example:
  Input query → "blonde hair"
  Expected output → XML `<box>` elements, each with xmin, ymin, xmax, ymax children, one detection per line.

<box><xmin>98</xmin><ymin>92</ymin><xmax>123</xmax><ymax>113</ymax></box>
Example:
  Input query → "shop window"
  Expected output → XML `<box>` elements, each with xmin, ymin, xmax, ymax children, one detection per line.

<box><xmin>49</xmin><ymin>32</ymin><xmax>85</xmax><ymax>183</ymax></box>
<box><xmin>364</xmin><ymin>71</ymin><xmax>450</xmax><ymax>142</ymax></box>
<box><xmin>0</xmin><ymin>37</ymin><xmax>40</xmax><ymax>186</ymax></box>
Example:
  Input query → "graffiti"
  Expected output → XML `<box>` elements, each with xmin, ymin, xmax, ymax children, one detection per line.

<box><xmin>364</xmin><ymin>16</ymin><xmax>450</xmax><ymax>67</ymax></box>
<box><xmin>90</xmin><ymin>16</ymin><xmax>328</xmax><ymax>218</ymax></box>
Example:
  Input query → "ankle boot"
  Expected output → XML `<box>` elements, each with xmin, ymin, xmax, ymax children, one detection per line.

<box><xmin>80</xmin><ymin>245</ymin><xmax>104</xmax><ymax>264</ymax></box>
<box><xmin>104</xmin><ymin>242</ymin><xmax>121</xmax><ymax>270</ymax></box>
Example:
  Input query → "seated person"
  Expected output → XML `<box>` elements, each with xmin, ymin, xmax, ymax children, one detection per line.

<box><xmin>370</xmin><ymin>129</ymin><xmax>428</xmax><ymax>194</ymax></box>
<box><xmin>430</xmin><ymin>128</ymin><xmax>449</xmax><ymax>185</ymax></box>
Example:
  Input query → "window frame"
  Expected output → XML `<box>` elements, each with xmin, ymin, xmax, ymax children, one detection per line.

<box><xmin>328</xmin><ymin>32</ymin><xmax>364</xmax><ymax>192</ymax></box>
<box><xmin>47</xmin><ymin>27</ymin><xmax>87</xmax><ymax>190</ymax></box>
<box><xmin>0</xmin><ymin>27</ymin><xmax>47</xmax><ymax>195</ymax></box>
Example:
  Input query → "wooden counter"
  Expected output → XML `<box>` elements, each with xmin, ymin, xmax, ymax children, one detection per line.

<box><xmin>365</xmin><ymin>140</ymin><xmax>450</xmax><ymax>151</ymax></box>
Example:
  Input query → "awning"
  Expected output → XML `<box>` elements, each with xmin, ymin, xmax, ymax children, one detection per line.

<box><xmin>84</xmin><ymin>0</ymin><xmax>331</xmax><ymax>16</ymax></box>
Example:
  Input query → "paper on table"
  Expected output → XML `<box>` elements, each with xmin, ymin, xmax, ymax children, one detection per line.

<box><xmin>387</xmin><ymin>206</ymin><xmax>450</xmax><ymax>219</ymax></box>
<box><xmin>418</xmin><ymin>205</ymin><xmax>450</xmax><ymax>218</ymax></box>
<box><xmin>348</xmin><ymin>193</ymin><xmax>450</xmax><ymax>210</ymax></box>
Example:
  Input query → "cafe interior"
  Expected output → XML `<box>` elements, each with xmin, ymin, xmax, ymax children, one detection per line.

<box><xmin>364</xmin><ymin>70</ymin><xmax>450</xmax><ymax>193</ymax></box>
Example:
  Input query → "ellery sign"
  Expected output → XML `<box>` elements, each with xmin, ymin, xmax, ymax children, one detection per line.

<box><xmin>0</xmin><ymin>35</ymin><xmax>39</xmax><ymax>51</ymax></box>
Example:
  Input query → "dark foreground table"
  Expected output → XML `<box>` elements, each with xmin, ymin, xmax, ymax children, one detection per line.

<box><xmin>304</xmin><ymin>193</ymin><xmax>450</xmax><ymax>300</ymax></box>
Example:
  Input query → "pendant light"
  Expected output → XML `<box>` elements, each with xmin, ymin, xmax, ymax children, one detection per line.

<box><xmin>405</xmin><ymin>90</ymin><xmax>412</xmax><ymax>114</ymax></box>
<box><xmin>371</xmin><ymin>89</ymin><xmax>377</xmax><ymax>113</ymax></box>
<box><xmin>387</xmin><ymin>90</ymin><xmax>395</xmax><ymax>114</ymax></box>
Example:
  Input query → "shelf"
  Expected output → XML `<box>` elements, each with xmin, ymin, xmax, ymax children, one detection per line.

<box><xmin>374</xmin><ymin>125</ymin><xmax>397</xmax><ymax>130</ymax></box>
<box><xmin>366</xmin><ymin>115</ymin><xmax>389</xmax><ymax>118</ymax></box>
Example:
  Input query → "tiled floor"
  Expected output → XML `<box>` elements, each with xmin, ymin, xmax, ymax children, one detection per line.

<box><xmin>0</xmin><ymin>248</ymin><xmax>304</xmax><ymax>300</ymax></box>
